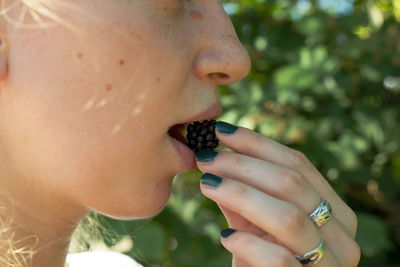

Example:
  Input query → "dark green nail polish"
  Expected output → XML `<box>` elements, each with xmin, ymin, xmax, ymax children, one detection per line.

<box><xmin>221</xmin><ymin>228</ymin><xmax>236</xmax><ymax>238</ymax></box>
<box><xmin>201</xmin><ymin>173</ymin><xmax>223</xmax><ymax>188</ymax></box>
<box><xmin>196</xmin><ymin>150</ymin><xmax>219</xmax><ymax>162</ymax></box>
<box><xmin>216</xmin><ymin>121</ymin><xmax>238</xmax><ymax>134</ymax></box>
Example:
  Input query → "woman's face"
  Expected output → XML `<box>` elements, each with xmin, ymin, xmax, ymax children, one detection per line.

<box><xmin>0</xmin><ymin>0</ymin><xmax>250</xmax><ymax>219</ymax></box>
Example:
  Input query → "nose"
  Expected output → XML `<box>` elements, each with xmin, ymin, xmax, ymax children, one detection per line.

<box><xmin>193</xmin><ymin>7</ymin><xmax>252</xmax><ymax>86</ymax></box>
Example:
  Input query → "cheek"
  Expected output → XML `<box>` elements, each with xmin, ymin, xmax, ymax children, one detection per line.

<box><xmin>149</xmin><ymin>0</ymin><xmax>183</xmax><ymax>16</ymax></box>
<box><xmin>3</xmin><ymin>4</ymin><xmax>184</xmax><ymax>216</ymax></box>
<box><xmin>1</xmin><ymin>83</ymin><xmax>175</xmax><ymax>218</ymax></box>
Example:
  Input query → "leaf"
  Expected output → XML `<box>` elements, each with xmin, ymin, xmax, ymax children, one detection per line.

<box><xmin>356</xmin><ymin>213</ymin><xmax>392</xmax><ymax>257</ymax></box>
<box><xmin>392</xmin><ymin>155</ymin><xmax>400</xmax><ymax>181</ymax></box>
<box><xmin>132</xmin><ymin>222</ymin><xmax>166</xmax><ymax>262</ymax></box>
<box><xmin>295</xmin><ymin>15</ymin><xmax>325</xmax><ymax>36</ymax></box>
<box><xmin>274</xmin><ymin>65</ymin><xmax>318</xmax><ymax>90</ymax></box>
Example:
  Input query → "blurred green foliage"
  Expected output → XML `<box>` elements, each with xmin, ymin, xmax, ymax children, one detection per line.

<box><xmin>75</xmin><ymin>0</ymin><xmax>400</xmax><ymax>266</ymax></box>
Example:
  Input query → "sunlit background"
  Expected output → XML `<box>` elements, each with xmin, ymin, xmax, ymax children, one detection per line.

<box><xmin>69</xmin><ymin>1</ymin><xmax>400</xmax><ymax>266</ymax></box>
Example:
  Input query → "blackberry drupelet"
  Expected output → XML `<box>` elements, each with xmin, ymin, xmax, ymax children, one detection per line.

<box><xmin>186</xmin><ymin>120</ymin><xmax>219</xmax><ymax>153</ymax></box>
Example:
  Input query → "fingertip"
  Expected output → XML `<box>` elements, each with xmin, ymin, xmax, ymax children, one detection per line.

<box><xmin>200</xmin><ymin>173</ymin><xmax>224</xmax><ymax>188</ymax></box>
<box><xmin>216</xmin><ymin>121</ymin><xmax>239</xmax><ymax>135</ymax></box>
<box><xmin>196</xmin><ymin>150</ymin><xmax>219</xmax><ymax>163</ymax></box>
<box><xmin>221</xmin><ymin>228</ymin><xmax>237</xmax><ymax>238</ymax></box>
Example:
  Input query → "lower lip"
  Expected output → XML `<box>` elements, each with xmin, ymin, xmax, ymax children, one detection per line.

<box><xmin>169</xmin><ymin>135</ymin><xmax>196</xmax><ymax>171</ymax></box>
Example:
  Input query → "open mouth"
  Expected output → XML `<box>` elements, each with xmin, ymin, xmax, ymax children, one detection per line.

<box><xmin>168</xmin><ymin>120</ymin><xmax>220</xmax><ymax>153</ymax></box>
<box><xmin>167</xmin><ymin>123</ymin><xmax>188</xmax><ymax>145</ymax></box>
<box><xmin>167</xmin><ymin>122</ymin><xmax>195</xmax><ymax>170</ymax></box>
<box><xmin>167</xmin><ymin>102</ymin><xmax>223</xmax><ymax>151</ymax></box>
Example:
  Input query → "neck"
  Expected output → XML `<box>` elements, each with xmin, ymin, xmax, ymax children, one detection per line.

<box><xmin>0</xmin><ymin>187</ymin><xmax>88</xmax><ymax>267</ymax></box>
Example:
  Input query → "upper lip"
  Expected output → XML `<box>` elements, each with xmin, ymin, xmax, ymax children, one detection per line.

<box><xmin>180</xmin><ymin>102</ymin><xmax>223</xmax><ymax>124</ymax></box>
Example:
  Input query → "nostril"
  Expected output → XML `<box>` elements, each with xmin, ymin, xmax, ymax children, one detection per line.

<box><xmin>209</xmin><ymin>72</ymin><xmax>230</xmax><ymax>80</ymax></box>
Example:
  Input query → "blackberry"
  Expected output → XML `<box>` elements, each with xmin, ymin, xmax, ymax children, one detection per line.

<box><xmin>186</xmin><ymin>120</ymin><xmax>219</xmax><ymax>153</ymax></box>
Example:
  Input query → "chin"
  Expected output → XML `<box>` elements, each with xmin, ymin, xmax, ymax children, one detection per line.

<box><xmin>97</xmin><ymin>180</ymin><xmax>173</xmax><ymax>220</ymax></box>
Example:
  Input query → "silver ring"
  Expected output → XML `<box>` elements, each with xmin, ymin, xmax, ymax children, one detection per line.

<box><xmin>295</xmin><ymin>236</ymin><xmax>325</xmax><ymax>265</ymax></box>
<box><xmin>309</xmin><ymin>199</ymin><xmax>332</xmax><ymax>227</ymax></box>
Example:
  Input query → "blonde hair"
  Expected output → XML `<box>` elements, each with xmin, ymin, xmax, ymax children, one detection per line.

<box><xmin>0</xmin><ymin>206</ymin><xmax>122</xmax><ymax>267</ymax></box>
<box><xmin>0</xmin><ymin>205</ymin><xmax>39</xmax><ymax>267</ymax></box>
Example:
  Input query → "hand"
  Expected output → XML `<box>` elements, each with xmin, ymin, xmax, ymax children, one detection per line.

<box><xmin>196</xmin><ymin>121</ymin><xmax>360</xmax><ymax>267</ymax></box>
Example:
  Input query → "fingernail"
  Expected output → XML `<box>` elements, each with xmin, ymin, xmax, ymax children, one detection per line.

<box><xmin>200</xmin><ymin>173</ymin><xmax>223</xmax><ymax>188</ymax></box>
<box><xmin>221</xmin><ymin>228</ymin><xmax>236</xmax><ymax>238</ymax></box>
<box><xmin>216</xmin><ymin>121</ymin><xmax>238</xmax><ymax>134</ymax></box>
<box><xmin>196</xmin><ymin>150</ymin><xmax>219</xmax><ymax>162</ymax></box>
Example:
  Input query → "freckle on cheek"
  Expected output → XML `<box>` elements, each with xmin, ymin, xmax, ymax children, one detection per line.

<box><xmin>77</xmin><ymin>52</ymin><xmax>83</xmax><ymax>59</ymax></box>
<box><xmin>119</xmin><ymin>60</ymin><xmax>125</xmax><ymax>66</ymax></box>
<box><xmin>157</xmin><ymin>77</ymin><xmax>161</xmax><ymax>82</ymax></box>
<box><xmin>106</xmin><ymin>84</ymin><xmax>112</xmax><ymax>91</ymax></box>
<box><xmin>190</xmin><ymin>10</ymin><xmax>203</xmax><ymax>21</ymax></box>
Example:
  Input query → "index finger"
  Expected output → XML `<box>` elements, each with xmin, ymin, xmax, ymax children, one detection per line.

<box><xmin>214</xmin><ymin>121</ymin><xmax>357</xmax><ymax>237</ymax></box>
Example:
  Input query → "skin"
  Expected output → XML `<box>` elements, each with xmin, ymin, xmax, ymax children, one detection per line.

<box><xmin>198</xmin><ymin>128</ymin><xmax>361</xmax><ymax>266</ymax></box>
<box><xmin>0</xmin><ymin>0</ymin><xmax>250</xmax><ymax>266</ymax></box>
<box><xmin>0</xmin><ymin>1</ymin><xmax>360</xmax><ymax>267</ymax></box>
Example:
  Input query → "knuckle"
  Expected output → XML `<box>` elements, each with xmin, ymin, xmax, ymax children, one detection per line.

<box><xmin>340</xmin><ymin>204</ymin><xmax>358</xmax><ymax>237</ymax></box>
<box><xmin>281</xmin><ymin>208</ymin><xmax>307</xmax><ymax>234</ymax></box>
<box><xmin>230</xmin><ymin>154</ymin><xmax>254</xmax><ymax>177</ymax></box>
<box><xmin>253</xmin><ymin>132</ymin><xmax>266</xmax><ymax>146</ymax></box>
<box><xmin>347</xmin><ymin>209</ymin><xmax>358</xmax><ymax>237</ymax></box>
<box><xmin>287</xmin><ymin>149</ymin><xmax>310</xmax><ymax>168</ymax></box>
<box><xmin>352</xmin><ymin>242</ymin><xmax>362</xmax><ymax>266</ymax></box>
<box><xmin>344</xmin><ymin>239</ymin><xmax>361</xmax><ymax>267</ymax></box>
<box><xmin>280</xmin><ymin>169</ymin><xmax>308</xmax><ymax>195</ymax></box>
<box><xmin>228</xmin><ymin>183</ymin><xmax>248</xmax><ymax>201</ymax></box>
<box><xmin>232</xmin><ymin>154</ymin><xmax>246</xmax><ymax>169</ymax></box>
<box><xmin>247</xmin><ymin>132</ymin><xmax>268</xmax><ymax>153</ymax></box>
<box><xmin>350</xmin><ymin>240</ymin><xmax>361</xmax><ymax>266</ymax></box>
